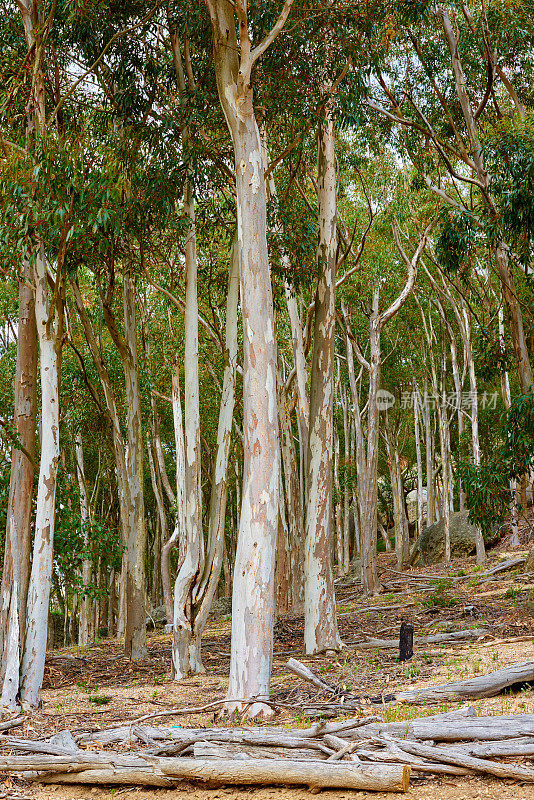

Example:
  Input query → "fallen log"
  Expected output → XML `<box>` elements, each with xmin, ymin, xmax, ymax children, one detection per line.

<box><xmin>0</xmin><ymin>716</ymin><xmax>25</xmax><ymax>732</ymax></box>
<box><xmin>349</xmin><ymin>629</ymin><xmax>488</xmax><ymax>650</ymax></box>
<box><xmin>29</xmin><ymin>756</ymin><xmax>411</xmax><ymax>792</ymax></box>
<box><xmin>381</xmin><ymin>736</ymin><xmax>534</xmax><ymax>781</ymax></box>
<box><xmin>395</xmin><ymin>660</ymin><xmax>534</xmax><ymax>703</ymax></box>
<box><xmin>338</xmin><ymin>712</ymin><xmax>534</xmax><ymax>742</ymax></box>
<box><xmin>287</xmin><ymin>659</ymin><xmax>339</xmax><ymax>693</ymax></box>
<box><xmin>444</xmin><ymin>737</ymin><xmax>534</xmax><ymax>758</ymax></box>
<box><xmin>192</xmin><ymin>741</ymin><xmax>329</xmax><ymax>761</ymax></box>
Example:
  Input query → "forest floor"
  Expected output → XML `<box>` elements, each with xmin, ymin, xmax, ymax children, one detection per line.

<box><xmin>5</xmin><ymin>531</ymin><xmax>534</xmax><ymax>800</ymax></box>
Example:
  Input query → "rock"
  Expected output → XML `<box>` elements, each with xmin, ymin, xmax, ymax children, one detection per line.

<box><xmin>412</xmin><ymin>510</ymin><xmax>489</xmax><ymax>565</ymax></box>
<box><xmin>209</xmin><ymin>597</ymin><xmax>232</xmax><ymax>617</ymax></box>
<box><xmin>146</xmin><ymin>605</ymin><xmax>167</xmax><ymax>627</ymax></box>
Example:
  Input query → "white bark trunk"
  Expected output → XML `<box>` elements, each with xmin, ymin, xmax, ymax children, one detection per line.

<box><xmin>76</xmin><ymin>431</ymin><xmax>92</xmax><ymax>647</ymax></box>
<box><xmin>20</xmin><ymin>245</ymin><xmax>60</xmax><ymax>708</ymax></box>
<box><xmin>304</xmin><ymin>105</ymin><xmax>341</xmax><ymax>652</ymax></box>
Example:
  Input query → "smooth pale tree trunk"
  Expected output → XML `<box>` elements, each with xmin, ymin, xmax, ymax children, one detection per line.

<box><xmin>385</xmin><ymin>420</ymin><xmax>409</xmax><ymax>569</ymax></box>
<box><xmin>0</xmin><ymin>258</ymin><xmax>37</xmax><ymax>709</ymax></box>
<box><xmin>333</xmin><ymin>426</ymin><xmax>344</xmax><ymax>574</ymax></box>
<box><xmin>122</xmin><ymin>267</ymin><xmax>148</xmax><ymax>661</ymax></box>
<box><xmin>276</xmin><ymin>470</ymin><xmax>291</xmax><ymax>616</ymax></box>
<box><xmin>173</xmin><ymin>237</ymin><xmax>239</xmax><ymax>678</ymax></box>
<box><xmin>413</xmin><ymin>383</ymin><xmax>424</xmax><ymax>537</ymax></box>
<box><xmin>69</xmin><ymin>276</ymin><xmax>136</xmax><ymax>651</ymax></box>
<box><xmin>161</xmin><ymin>361</ymin><xmax>186</xmax><ymax>625</ymax></box>
<box><xmin>423</xmin><ymin>380</ymin><xmax>435</xmax><ymax>527</ymax></box>
<box><xmin>279</xmin><ymin>391</ymin><xmax>305</xmax><ymax>612</ymax></box>
<box><xmin>207</xmin><ymin>2</ymin><xmax>284</xmax><ymax>713</ymax></box>
<box><xmin>75</xmin><ymin>431</ymin><xmax>93</xmax><ymax>647</ymax></box>
<box><xmin>285</xmin><ymin>284</ymin><xmax>310</xmax><ymax>483</ymax></box>
<box><xmin>340</xmin><ymin>387</ymin><xmax>351</xmax><ymax>572</ymax></box>
<box><xmin>304</xmin><ymin>105</ymin><xmax>341</xmax><ymax>653</ymax></box>
<box><xmin>20</xmin><ymin>244</ymin><xmax>60</xmax><ymax>708</ymax></box>
<box><xmin>461</xmin><ymin>308</ymin><xmax>485</xmax><ymax>562</ymax></box>
<box><xmin>499</xmin><ymin>305</ymin><xmax>520</xmax><ymax>547</ymax></box>
<box><xmin>172</xmin><ymin>171</ymin><xmax>203</xmax><ymax>677</ymax></box>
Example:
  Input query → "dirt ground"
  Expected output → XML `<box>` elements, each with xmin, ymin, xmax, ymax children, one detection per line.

<box><xmin>4</xmin><ymin>538</ymin><xmax>534</xmax><ymax>800</ymax></box>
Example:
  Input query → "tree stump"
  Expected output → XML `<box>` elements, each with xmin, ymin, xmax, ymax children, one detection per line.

<box><xmin>399</xmin><ymin>621</ymin><xmax>414</xmax><ymax>661</ymax></box>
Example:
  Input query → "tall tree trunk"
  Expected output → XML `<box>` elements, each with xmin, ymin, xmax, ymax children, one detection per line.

<box><xmin>413</xmin><ymin>383</ymin><xmax>424</xmax><ymax>538</ymax></box>
<box><xmin>495</xmin><ymin>244</ymin><xmax>532</xmax><ymax>392</ymax></box>
<box><xmin>161</xmin><ymin>360</ymin><xmax>186</xmax><ymax>625</ymax></box>
<box><xmin>423</xmin><ymin>380</ymin><xmax>435</xmax><ymax>527</ymax></box>
<box><xmin>304</xmin><ymin>105</ymin><xmax>341</xmax><ymax>653</ymax></box>
<box><xmin>499</xmin><ymin>305</ymin><xmax>520</xmax><ymax>547</ymax></box>
<box><xmin>75</xmin><ymin>431</ymin><xmax>93</xmax><ymax>646</ymax></box>
<box><xmin>385</xmin><ymin>420</ymin><xmax>409</xmax><ymax>569</ymax></box>
<box><xmin>121</xmin><ymin>267</ymin><xmax>147</xmax><ymax>660</ymax></box>
<box><xmin>207</xmin><ymin>3</ymin><xmax>282</xmax><ymax>714</ymax></box>
<box><xmin>0</xmin><ymin>258</ymin><xmax>37</xmax><ymax>709</ymax></box>
<box><xmin>20</xmin><ymin>243</ymin><xmax>60</xmax><ymax>708</ymax></box>
<box><xmin>279</xmin><ymin>392</ymin><xmax>305</xmax><ymax>612</ymax></box>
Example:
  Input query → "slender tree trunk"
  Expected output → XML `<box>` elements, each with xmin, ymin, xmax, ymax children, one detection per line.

<box><xmin>424</xmin><ymin>380</ymin><xmax>434</xmax><ymax>527</ymax></box>
<box><xmin>386</xmin><ymin>420</ymin><xmax>409</xmax><ymax>569</ymax></box>
<box><xmin>76</xmin><ymin>431</ymin><xmax>92</xmax><ymax>647</ymax></box>
<box><xmin>304</xmin><ymin>105</ymin><xmax>341</xmax><ymax>652</ymax></box>
<box><xmin>20</xmin><ymin>244</ymin><xmax>60</xmax><ymax>708</ymax></box>
<box><xmin>413</xmin><ymin>383</ymin><xmax>424</xmax><ymax>538</ymax></box>
<box><xmin>122</xmin><ymin>267</ymin><xmax>147</xmax><ymax>660</ymax></box>
<box><xmin>461</xmin><ymin>308</ymin><xmax>485</xmax><ymax>562</ymax></box>
<box><xmin>161</xmin><ymin>359</ymin><xmax>186</xmax><ymax>625</ymax></box>
<box><xmin>340</xmin><ymin>387</ymin><xmax>351</xmax><ymax>573</ymax></box>
<box><xmin>0</xmin><ymin>258</ymin><xmax>37</xmax><ymax>709</ymax></box>
<box><xmin>279</xmin><ymin>393</ymin><xmax>305</xmax><ymax>612</ymax></box>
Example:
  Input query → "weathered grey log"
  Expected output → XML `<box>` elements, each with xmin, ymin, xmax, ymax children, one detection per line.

<box><xmin>39</xmin><ymin>767</ymin><xmax>173</xmax><ymax>787</ymax></box>
<box><xmin>0</xmin><ymin>737</ymin><xmax>79</xmax><ymax>756</ymax></box>
<box><xmin>0</xmin><ymin>754</ymin><xmax>149</xmax><ymax>771</ymax></box>
<box><xmin>354</xmin><ymin>746</ymin><xmax>470</xmax><ymax>776</ymax></box>
<box><xmin>34</xmin><ymin>757</ymin><xmax>411</xmax><ymax>792</ymax></box>
<box><xmin>193</xmin><ymin>741</ymin><xmax>327</xmax><ymax>761</ymax></box>
<box><xmin>81</xmin><ymin>725</ymin><xmax>334</xmax><ymax>751</ymax></box>
<box><xmin>0</xmin><ymin>716</ymin><xmax>25</xmax><ymax>732</ymax></box>
<box><xmin>287</xmin><ymin>658</ymin><xmax>338</xmax><ymax>693</ymax></box>
<box><xmin>382</xmin><ymin>736</ymin><xmax>534</xmax><ymax>781</ymax></box>
<box><xmin>152</xmin><ymin>731</ymin><xmax>333</xmax><ymax>756</ymax></box>
<box><xmin>351</xmin><ymin>628</ymin><xmax>487</xmax><ymax>651</ymax></box>
<box><xmin>444</xmin><ymin>737</ymin><xmax>534</xmax><ymax>758</ymax></box>
<box><xmin>349</xmin><ymin>715</ymin><xmax>534</xmax><ymax>742</ymax></box>
<box><xmin>395</xmin><ymin>660</ymin><xmax>534</xmax><ymax>703</ymax></box>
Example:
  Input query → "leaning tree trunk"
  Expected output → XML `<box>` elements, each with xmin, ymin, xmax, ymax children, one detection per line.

<box><xmin>20</xmin><ymin>244</ymin><xmax>60</xmax><ymax>708</ymax></box>
<box><xmin>413</xmin><ymin>383</ymin><xmax>424</xmax><ymax>537</ymax></box>
<box><xmin>0</xmin><ymin>257</ymin><xmax>37</xmax><ymax>710</ymax></box>
<box><xmin>304</xmin><ymin>104</ymin><xmax>341</xmax><ymax>654</ymax></box>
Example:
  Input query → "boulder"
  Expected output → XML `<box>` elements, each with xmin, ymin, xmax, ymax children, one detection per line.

<box><xmin>146</xmin><ymin>605</ymin><xmax>167</xmax><ymax>627</ymax></box>
<box><xmin>209</xmin><ymin>597</ymin><xmax>232</xmax><ymax>617</ymax></box>
<box><xmin>413</xmin><ymin>510</ymin><xmax>481</xmax><ymax>565</ymax></box>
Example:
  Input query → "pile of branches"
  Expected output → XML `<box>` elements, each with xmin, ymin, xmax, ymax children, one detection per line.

<box><xmin>4</xmin><ymin>704</ymin><xmax>534</xmax><ymax>792</ymax></box>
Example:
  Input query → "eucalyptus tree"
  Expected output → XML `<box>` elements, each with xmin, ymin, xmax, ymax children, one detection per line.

<box><xmin>203</xmin><ymin>0</ymin><xmax>300</xmax><ymax>715</ymax></box>
<box><xmin>369</xmin><ymin>0</ymin><xmax>534</xmax><ymax>391</ymax></box>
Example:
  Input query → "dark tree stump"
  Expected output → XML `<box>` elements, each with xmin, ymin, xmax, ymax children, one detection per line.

<box><xmin>399</xmin><ymin>621</ymin><xmax>414</xmax><ymax>661</ymax></box>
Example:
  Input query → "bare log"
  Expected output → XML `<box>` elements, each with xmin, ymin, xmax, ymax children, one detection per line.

<box><xmin>193</xmin><ymin>741</ymin><xmax>329</xmax><ymax>761</ymax></box>
<box><xmin>287</xmin><ymin>657</ymin><xmax>338</xmax><ymax>693</ymax></box>
<box><xmin>382</xmin><ymin>736</ymin><xmax>534</xmax><ymax>781</ymax></box>
<box><xmin>28</xmin><ymin>756</ymin><xmax>411</xmax><ymax>792</ymax></box>
<box><xmin>350</xmin><ymin>628</ymin><xmax>487</xmax><ymax>650</ymax></box>
<box><xmin>395</xmin><ymin>660</ymin><xmax>534</xmax><ymax>703</ymax></box>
